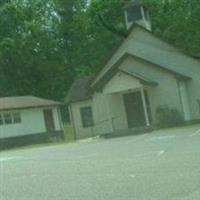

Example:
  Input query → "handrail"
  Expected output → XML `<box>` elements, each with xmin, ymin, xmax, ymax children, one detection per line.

<box><xmin>95</xmin><ymin>119</ymin><xmax>109</xmax><ymax>126</ymax></box>
<box><xmin>95</xmin><ymin>116</ymin><xmax>119</xmax><ymax>126</ymax></box>
<box><xmin>91</xmin><ymin>116</ymin><xmax>120</xmax><ymax>135</ymax></box>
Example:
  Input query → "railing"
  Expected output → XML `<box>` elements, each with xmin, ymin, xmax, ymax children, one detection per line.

<box><xmin>91</xmin><ymin>116</ymin><xmax>120</xmax><ymax>136</ymax></box>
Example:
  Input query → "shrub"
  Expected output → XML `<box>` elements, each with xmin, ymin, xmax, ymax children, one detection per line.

<box><xmin>63</xmin><ymin>123</ymin><xmax>75</xmax><ymax>141</ymax></box>
<box><xmin>156</xmin><ymin>105</ymin><xmax>184</xmax><ymax>128</ymax></box>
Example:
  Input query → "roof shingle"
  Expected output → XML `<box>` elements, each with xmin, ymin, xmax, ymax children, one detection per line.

<box><xmin>0</xmin><ymin>96</ymin><xmax>61</xmax><ymax>111</ymax></box>
<box><xmin>65</xmin><ymin>76</ymin><xmax>94</xmax><ymax>104</ymax></box>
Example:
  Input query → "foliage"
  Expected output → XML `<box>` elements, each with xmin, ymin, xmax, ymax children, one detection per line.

<box><xmin>0</xmin><ymin>0</ymin><xmax>69</xmax><ymax>100</ymax></box>
<box><xmin>143</xmin><ymin>0</ymin><xmax>200</xmax><ymax>55</ymax></box>
<box><xmin>156</xmin><ymin>105</ymin><xmax>184</xmax><ymax>128</ymax></box>
<box><xmin>0</xmin><ymin>0</ymin><xmax>199</xmax><ymax>101</ymax></box>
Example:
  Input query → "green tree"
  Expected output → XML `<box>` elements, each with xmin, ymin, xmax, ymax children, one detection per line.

<box><xmin>0</xmin><ymin>0</ymin><xmax>68</xmax><ymax>100</ymax></box>
<box><xmin>0</xmin><ymin>0</ymin><xmax>199</xmax><ymax>101</ymax></box>
<box><xmin>144</xmin><ymin>0</ymin><xmax>200</xmax><ymax>55</ymax></box>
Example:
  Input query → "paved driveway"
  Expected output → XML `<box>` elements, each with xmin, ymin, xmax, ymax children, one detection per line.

<box><xmin>1</xmin><ymin>124</ymin><xmax>200</xmax><ymax>200</ymax></box>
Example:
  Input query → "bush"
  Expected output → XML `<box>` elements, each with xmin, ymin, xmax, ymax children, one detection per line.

<box><xmin>156</xmin><ymin>105</ymin><xmax>184</xmax><ymax>128</ymax></box>
<box><xmin>63</xmin><ymin>124</ymin><xmax>75</xmax><ymax>142</ymax></box>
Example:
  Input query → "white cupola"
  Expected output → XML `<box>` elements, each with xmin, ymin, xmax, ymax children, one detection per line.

<box><xmin>124</xmin><ymin>0</ymin><xmax>152</xmax><ymax>31</ymax></box>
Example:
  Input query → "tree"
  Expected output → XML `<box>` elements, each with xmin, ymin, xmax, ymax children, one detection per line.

<box><xmin>0</xmin><ymin>0</ymin><xmax>69</xmax><ymax>100</ymax></box>
<box><xmin>0</xmin><ymin>0</ymin><xmax>199</xmax><ymax>101</ymax></box>
<box><xmin>144</xmin><ymin>0</ymin><xmax>200</xmax><ymax>55</ymax></box>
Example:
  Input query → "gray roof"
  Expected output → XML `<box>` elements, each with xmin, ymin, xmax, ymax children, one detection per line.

<box><xmin>67</xmin><ymin>24</ymin><xmax>198</xmax><ymax>104</ymax></box>
<box><xmin>65</xmin><ymin>76</ymin><xmax>94</xmax><ymax>104</ymax></box>
<box><xmin>0</xmin><ymin>96</ymin><xmax>61</xmax><ymax>111</ymax></box>
<box><xmin>92</xmin><ymin>24</ymin><xmax>199</xmax><ymax>88</ymax></box>
<box><xmin>120</xmin><ymin>69</ymin><xmax>158</xmax><ymax>86</ymax></box>
<box><xmin>96</xmin><ymin>67</ymin><xmax>158</xmax><ymax>92</ymax></box>
<box><xmin>93</xmin><ymin>52</ymin><xmax>191</xmax><ymax>91</ymax></box>
<box><xmin>126</xmin><ymin>41</ymin><xmax>199</xmax><ymax>78</ymax></box>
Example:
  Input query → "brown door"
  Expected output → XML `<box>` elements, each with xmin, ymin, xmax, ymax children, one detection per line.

<box><xmin>43</xmin><ymin>109</ymin><xmax>55</xmax><ymax>132</ymax></box>
<box><xmin>123</xmin><ymin>92</ymin><xmax>146</xmax><ymax>128</ymax></box>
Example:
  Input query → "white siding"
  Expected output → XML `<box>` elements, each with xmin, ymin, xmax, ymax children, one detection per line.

<box><xmin>92</xmin><ymin>93</ymin><xmax>113</xmax><ymax>135</ymax></box>
<box><xmin>94</xmin><ymin>55</ymin><xmax>183</xmax><ymax>130</ymax></box>
<box><xmin>91</xmin><ymin>26</ymin><xmax>200</xmax><ymax>120</ymax></box>
<box><xmin>92</xmin><ymin>27</ymin><xmax>195</xmax><ymax>85</ymax></box>
<box><xmin>71</xmin><ymin>56</ymin><xmax>184</xmax><ymax>137</ymax></box>
<box><xmin>71</xmin><ymin>27</ymin><xmax>200</xmax><ymax>138</ymax></box>
<box><xmin>53</xmin><ymin>107</ymin><xmax>63</xmax><ymax>131</ymax></box>
<box><xmin>103</xmin><ymin>72</ymin><xmax>142</xmax><ymax>94</ymax></box>
<box><xmin>118</xmin><ymin>56</ymin><xmax>182</xmax><ymax>122</ymax></box>
<box><xmin>0</xmin><ymin>107</ymin><xmax>63</xmax><ymax>139</ymax></box>
<box><xmin>71</xmin><ymin>94</ymin><xmax>129</xmax><ymax>138</ymax></box>
<box><xmin>70</xmin><ymin>95</ymin><xmax>128</xmax><ymax>138</ymax></box>
<box><xmin>110</xmin><ymin>93</ymin><xmax>128</xmax><ymax>131</ymax></box>
<box><xmin>70</xmin><ymin>100</ymin><xmax>94</xmax><ymax>139</ymax></box>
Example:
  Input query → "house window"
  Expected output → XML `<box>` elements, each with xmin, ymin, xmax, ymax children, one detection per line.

<box><xmin>80</xmin><ymin>106</ymin><xmax>94</xmax><ymax>128</ymax></box>
<box><xmin>13</xmin><ymin>112</ymin><xmax>21</xmax><ymax>123</ymax></box>
<box><xmin>0</xmin><ymin>114</ymin><xmax>3</xmax><ymax>125</ymax></box>
<box><xmin>4</xmin><ymin>113</ymin><xmax>12</xmax><ymax>124</ymax></box>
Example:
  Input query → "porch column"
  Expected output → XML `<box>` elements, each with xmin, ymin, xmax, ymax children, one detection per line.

<box><xmin>140</xmin><ymin>88</ymin><xmax>150</xmax><ymax>126</ymax></box>
<box><xmin>178</xmin><ymin>81</ymin><xmax>191</xmax><ymax>120</ymax></box>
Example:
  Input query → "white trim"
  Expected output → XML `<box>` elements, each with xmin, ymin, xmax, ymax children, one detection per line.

<box><xmin>178</xmin><ymin>81</ymin><xmax>191</xmax><ymax>120</ymax></box>
<box><xmin>140</xmin><ymin>88</ymin><xmax>150</xmax><ymax>126</ymax></box>
<box><xmin>106</xmin><ymin>94</ymin><xmax>114</xmax><ymax>132</ymax></box>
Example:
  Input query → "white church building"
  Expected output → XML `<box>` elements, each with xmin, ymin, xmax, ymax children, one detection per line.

<box><xmin>66</xmin><ymin>1</ymin><xmax>200</xmax><ymax>139</ymax></box>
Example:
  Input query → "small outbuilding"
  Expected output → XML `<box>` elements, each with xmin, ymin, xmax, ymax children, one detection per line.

<box><xmin>66</xmin><ymin>1</ymin><xmax>200</xmax><ymax>139</ymax></box>
<box><xmin>0</xmin><ymin>96</ymin><xmax>64</xmax><ymax>147</ymax></box>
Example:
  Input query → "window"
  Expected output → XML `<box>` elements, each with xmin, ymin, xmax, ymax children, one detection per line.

<box><xmin>0</xmin><ymin>112</ymin><xmax>22</xmax><ymax>125</ymax></box>
<box><xmin>80</xmin><ymin>106</ymin><xmax>94</xmax><ymax>128</ymax></box>
<box><xmin>4</xmin><ymin>113</ymin><xmax>12</xmax><ymax>124</ymax></box>
<box><xmin>0</xmin><ymin>114</ymin><xmax>3</xmax><ymax>125</ymax></box>
<box><xmin>13</xmin><ymin>112</ymin><xmax>21</xmax><ymax>123</ymax></box>
<box><xmin>126</xmin><ymin>6</ymin><xmax>142</xmax><ymax>22</ymax></box>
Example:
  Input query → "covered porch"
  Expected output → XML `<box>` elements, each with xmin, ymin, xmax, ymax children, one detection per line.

<box><xmin>101</xmin><ymin>69</ymin><xmax>158</xmax><ymax>132</ymax></box>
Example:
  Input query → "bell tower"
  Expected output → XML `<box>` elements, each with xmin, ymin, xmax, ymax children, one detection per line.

<box><xmin>124</xmin><ymin>0</ymin><xmax>152</xmax><ymax>31</ymax></box>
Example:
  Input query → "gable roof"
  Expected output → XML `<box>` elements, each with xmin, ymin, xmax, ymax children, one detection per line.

<box><xmin>67</xmin><ymin>24</ymin><xmax>198</xmax><ymax>105</ymax></box>
<box><xmin>91</xmin><ymin>23</ymin><xmax>198</xmax><ymax>87</ymax></box>
<box><xmin>93</xmin><ymin>52</ymin><xmax>191</xmax><ymax>91</ymax></box>
<box><xmin>95</xmin><ymin>67</ymin><xmax>158</xmax><ymax>92</ymax></box>
<box><xmin>0</xmin><ymin>96</ymin><xmax>61</xmax><ymax>111</ymax></box>
<box><xmin>120</xmin><ymin>69</ymin><xmax>158</xmax><ymax>86</ymax></box>
<box><xmin>65</xmin><ymin>76</ymin><xmax>94</xmax><ymax>104</ymax></box>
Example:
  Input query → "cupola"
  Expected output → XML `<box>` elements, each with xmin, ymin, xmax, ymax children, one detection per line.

<box><xmin>124</xmin><ymin>0</ymin><xmax>152</xmax><ymax>31</ymax></box>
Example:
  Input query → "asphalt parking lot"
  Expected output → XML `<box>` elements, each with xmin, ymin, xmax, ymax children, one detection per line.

<box><xmin>1</xmin><ymin>124</ymin><xmax>200</xmax><ymax>200</ymax></box>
